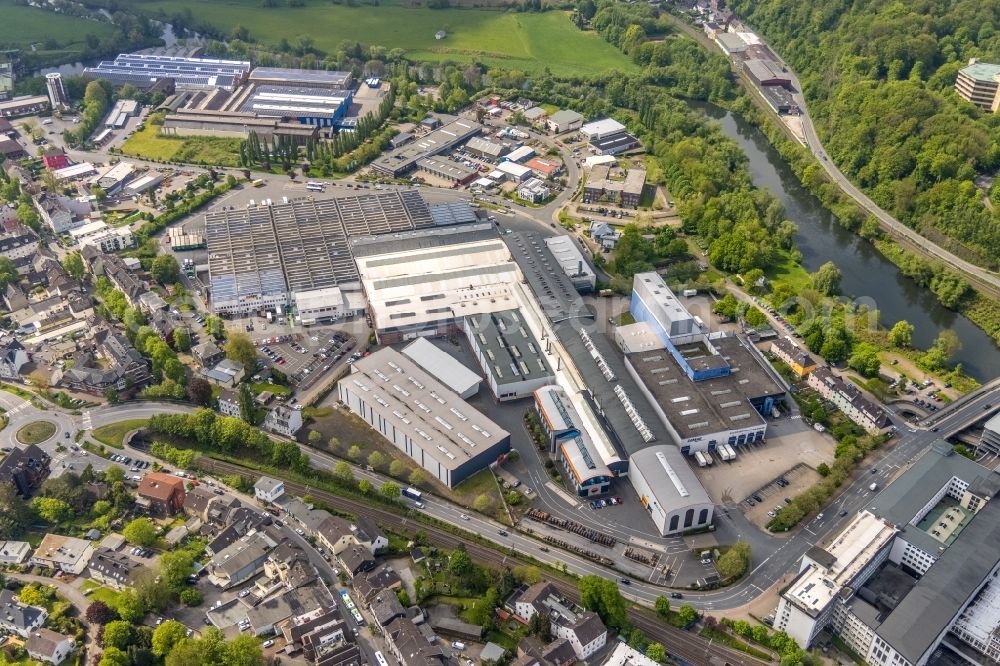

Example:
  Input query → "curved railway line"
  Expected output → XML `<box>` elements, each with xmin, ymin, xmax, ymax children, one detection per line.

<box><xmin>197</xmin><ymin>458</ymin><xmax>770</xmax><ymax>666</ymax></box>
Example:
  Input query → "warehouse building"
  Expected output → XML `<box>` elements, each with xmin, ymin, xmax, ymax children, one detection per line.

<box><xmin>496</xmin><ymin>161</ymin><xmax>533</xmax><ymax>183</ymax></box>
<box><xmin>590</xmin><ymin>131</ymin><xmax>641</xmax><ymax>156</ymax></box>
<box><xmin>95</xmin><ymin>162</ymin><xmax>136</xmax><ymax>194</ymax></box>
<box><xmin>628</xmin><ymin>445</ymin><xmax>714</xmax><ymax>535</ymax></box>
<box><xmin>402</xmin><ymin>338</ymin><xmax>481</xmax><ymax>399</ymax></box>
<box><xmin>371</xmin><ymin>119</ymin><xmax>482</xmax><ymax>177</ymax></box>
<box><xmin>230</xmin><ymin>86</ymin><xmax>353</xmax><ymax>127</ymax></box>
<box><xmin>0</xmin><ymin>96</ymin><xmax>48</xmax><ymax>118</ymax></box>
<box><xmin>160</xmin><ymin>109</ymin><xmax>318</xmax><ymax>144</ymax></box>
<box><xmin>415</xmin><ymin>156</ymin><xmax>477</xmax><ymax>185</ymax></box>
<box><xmin>464</xmin><ymin>136</ymin><xmax>507</xmax><ymax>160</ymax></box>
<box><xmin>743</xmin><ymin>59</ymin><xmax>791</xmax><ymax>87</ymax></box>
<box><xmin>351</xmin><ymin>222</ymin><xmax>520</xmax><ymax>343</ymax></box>
<box><xmin>463</xmin><ymin>309</ymin><xmax>554</xmax><ymax>402</ymax></box>
<box><xmin>534</xmin><ymin>385</ymin><xmax>616</xmax><ymax>496</ymax></box>
<box><xmin>546</xmin><ymin>109</ymin><xmax>584</xmax><ymax>133</ymax></box>
<box><xmin>84</xmin><ymin>54</ymin><xmax>251</xmax><ymax>91</ymax></box>
<box><xmin>579</xmin><ymin>118</ymin><xmax>626</xmax><ymax>142</ymax></box>
<box><xmin>505</xmin><ymin>145</ymin><xmax>535</xmax><ymax>163</ymax></box>
<box><xmin>543</xmin><ymin>236</ymin><xmax>596</xmax><ymax>292</ymax></box>
<box><xmin>714</xmin><ymin>32</ymin><xmax>748</xmax><ymax>55</ymax></box>
<box><xmin>337</xmin><ymin>348</ymin><xmax>510</xmax><ymax>487</ymax></box>
<box><xmin>625</xmin><ymin>272</ymin><xmax>784</xmax><ymax>454</ymax></box>
<box><xmin>206</xmin><ymin>191</ymin><xmax>434</xmax><ymax>316</ymax></box>
<box><xmin>247</xmin><ymin>67</ymin><xmax>353</xmax><ymax>90</ymax></box>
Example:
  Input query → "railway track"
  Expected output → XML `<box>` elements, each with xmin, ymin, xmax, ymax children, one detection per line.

<box><xmin>198</xmin><ymin>458</ymin><xmax>769</xmax><ymax>666</ymax></box>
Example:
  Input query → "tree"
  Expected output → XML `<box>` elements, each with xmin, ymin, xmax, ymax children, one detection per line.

<box><xmin>100</xmin><ymin>647</ymin><xmax>130</xmax><ymax>666</ymax></box>
<box><xmin>677</xmin><ymin>605</ymin><xmax>698</xmax><ymax>625</ymax></box>
<box><xmin>102</xmin><ymin>621</ymin><xmax>133</xmax><ymax>650</ymax></box>
<box><xmin>715</xmin><ymin>542</ymin><xmax>751</xmax><ymax>580</ymax></box>
<box><xmin>333</xmin><ymin>461</ymin><xmax>354</xmax><ymax>483</ymax></box>
<box><xmin>16</xmin><ymin>583</ymin><xmax>50</xmax><ymax>607</ymax></box>
<box><xmin>389</xmin><ymin>460</ymin><xmax>405</xmax><ymax>477</ymax></box>
<box><xmin>151</xmin><ymin>255</ymin><xmax>180</xmax><ymax>285</ymax></box>
<box><xmin>848</xmin><ymin>343</ymin><xmax>881</xmax><ymax>378</ymax></box>
<box><xmin>159</xmin><ymin>550</ymin><xmax>195</xmax><ymax>589</ymax></box>
<box><xmin>923</xmin><ymin>329</ymin><xmax>961</xmax><ymax>370</ymax></box>
<box><xmin>16</xmin><ymin>202</ymin><xmax>40</xmax><ymax>232</ymax></box>
<box><xmin>448</xmin><ymin>547</ymin><xmax>473</xmax><ymax>576</ymax></box>
<box><xmin>579</xmin><ymin>575</ymin><xmax>628</xmax><ymax>630</ymax></box>
<box><xmin>152</xmin><ymin>620</ymin><xmax>187</xmax><ymax>657</ymax></box>
<box><xmin>224</xmin><ymin>332</ymin><xmax>257</xmax><ymax>370</ymax></box>
<box><xmin>409</xmin><ymin>468</ymin><xmax>427</xmax><ymax>486</ymax></box>
<box><xmin>348</xmin><ymin>444</ymin><xmax>362</xmax><ymax>461</ymax></box>
<box><xmin>367</xmin><ymin>451</ymin><xmax>386</xmax><ymax>469</ymax></box>
<box><xmin>0</xmin><ymin>257</ymin><xmax>16</xmax><ymax>292</ymax></box>
<box><xmin>179</xmin><ymin>588</ymin><xmax>203</xmax><ymax>606</ymax></box>
<box><xmin>654</xmin><ymin>595</ymin><xmax>671</xmax><ymax>618</ymax></box>
<box><xmin>811</xmin><ymin>261</ymin><xmax>842</xmax><ymax>296</ymax></box>
<box><xmin>204</xmin><ymin>316</ymin><xmax>225</xmax><ymax>339</ymax></box>
<box><xmin>358</xmin><ymin>479</ymin><xmax>373</xmax><ymax>494</ymax></box>
<box><xmin>173</xmin><ymin>327</ymin><xmax>191</xmax><ymax>352</ymax></box>
<box><xmin>87</xmin><ymin>601</ymin><xmax>117</xmax><ymax>625</ymax></box>
<box><xmin>888</xmin><ymin>320</ymin><xmax>914</xmax><ymax>348</ymax></box>
<box><xmin>62</xmin><ymin>252</ymin><xmax>85</xmax><ymax>282</ymax></box>
<box><xmin>712</xmin><ymin>293</ymin><xmax>739</xmax><ymax>320</ymax></box>
<box><xmin>646</xmin><ymin>644</ymin><xmax>666</xmax><ymax>664</ymax></box>
<box><xmin>31</xmin><ymin>497</ymin><xmax>74</xmax><ymax>524</ymax></box>
<box><xmin>123</xmin><ymin>517</ymin><xmax>158</xmax><ymax>547</ymax></box>
<box><xmin>0</xmin><ymin>484</ymin><xmax>31</xmax><ymax>538</ymax></box>
<box><xmin>744</xmin><ymin>307</ymin><xmax>768</xmax><ymax>328</ymax></box>
<box><xmin>186</xmin><ymin>376</ymin><xmax>212</xmax><ymax>406</ymax></box>
<box><xmin>223</xmin><ymin>635</ymin><xmax>266</xmax><ymax>666</ymax></box>
<box><xmin>308</xmin><ymin>429</ymin><xmax>322</xmax><ymax>444</ymax></box>
<box><xmin>238</xmin><ymin>384</ymin><xmax>256</xmax><ymax>425</ymax></box>
<box><xmin>380</xmin><ymin>481</ymin><xmax>401</xmax><ymax>499</ymax></box>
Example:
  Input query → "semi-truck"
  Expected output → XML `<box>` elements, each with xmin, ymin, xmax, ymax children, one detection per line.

<box><xmin>717</xmin><ymin>446</ymin><xmax>733</xmax><ymax>462</ymax></box>
<box><xmin>694</xmin><ymin>451</ymin><xmax>707</xmax><ymax>467</ymax></box>
<box><xmin>704</xmin><ymin>452</ymin><xmax>714</xmax><ymax>466</ymax></box>
<box><xmin>724</xmin><ymin>443</ymin><xmax>738</xmax><ymax>461</ymax></box>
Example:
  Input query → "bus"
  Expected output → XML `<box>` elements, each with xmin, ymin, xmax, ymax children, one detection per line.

<box><xmin>306</xmin><ymin>181</ymin><xmax>325</xmax><ymax>192</ymax></box>
<box><xmin>251</xmin><ymin>179</ymin><xmax>265</xmax><ymax>188</ymax></box>
<box><xmin>403</xmin><ymin>487</ymin><xmax>422</xmax><ymax>501</ymax></box>
<box><xmin>374</xmin><ymin>652</ymin><xmax>390</xmax><ymax>666</ymax></box>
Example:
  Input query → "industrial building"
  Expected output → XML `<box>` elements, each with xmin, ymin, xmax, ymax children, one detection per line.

<box><xmin>247</xmin><ymin>67</ymin><xmax>353</xmax><ymax>90</ymax></box>
<box><xmin>337</xmin><ymin>348</ymin><xmax>510</xmax><ymax>487</ymax></box>
<box><xmin>979</xmin><ymin>413</ymin><xmax>1000</xmax><ymax>456</ymax></box>
<box><xmin>351</xmin><ymin>221</ymin><xmax>520</xmax><ymax>343</ymax></box>
<box><xmin>546</xmin><ymin>109</ymin><xmax>584</xmax><ymax>133</ymax></box>
<box><xmin>956</xmin><ymin>60</ymin><xmax>1000</xmax><ymax>112</ymax></box>
<box><xmin>0</xmin><ymin>96</ymin><xmax>48</xmax><ymax>118</ymax></box>
<box><xmin>505</xmin><ymin>145</ymin><xmax>535</xmax><ymax>163</ymax></box>
<box><xmin>371</xmin><ymin>119</ymin><xmax>482</xmax><ymax>177</ymax></box>
<box><xmin>628</xmin><ymin>445</ymin><xmax>714</xmax><ymax>535</ymax></box>
<box><xmin>160</xmin><ymin>109</ymin><xmax>318</xmax><ymax>144</ymax></box>
<box><xmin>590</xmin><ymin>131</ymin><xmax>641</xmax><ymax>156</ymax></box>
<box><xmin>714</xmin><ymin>32</ymin><xmax>748</xmax><ymax>55</ymax></box>
<box><xmin>776</xmin><ymin>442</ymin><xmax>1000</xmax><ymax>666</ymax></box>
<box><xmin>743</xmin><ymin>59</ymin><xmax>791</xmax><ymax>87</ymax></box>
<box><xmin>401</xmin><ymin>338</ymin><xmax>481</xmax><ymax>399</ymax></box>
<box><xmin>543</xmin><ymin>236</ymin><xmax>596</xmax><ymax>292</ymax></box>
<box><xmin>579</xmin><ymin>118</ymin><xmax>626</xmax><ymax>142</ymax></box>
<box><xmin>205</xmin><ymin>191</ymin><xmax>435</xmax><ymax>316</ymax></box>
<box><xmin>464</xmin><ymin>136</ymin><xmax>507</xmax><ymax>160</ymax></box>
<box><xmin>534</xmin><ymin>385</ymin><xmax>617</xmax><ymax>496</ymax></box>
<box><xmin>415</xmin><ymin>156</ymin><xmax>477</xmax><ymax>185</ymax></box>
<box><xmin>95</xmin><ymin>162</ymin><xmax>136</xmax><ymax>194</ymax></box>
<box><xmin>105</xmin><ymin>99</ymin><xmax>139</xmax><ymax>129</ymax></box>
<box><xmin>624</xmin><ymin>273</ymin><xmax>784</xmax><ymax>454</ymax></box>
<box><xmin>496</xmin><ymin>161</ymin><xmax>533</xmax><ymax>182</ymax></box>
<box><xmin>230</xmin><ymin>86</ymin><xmax>353</xmax><ymax>127</ymax></box>
<box><xmin>463</xmin><ymin>309</ymin><xmax>554</xmax><ymax>402</ymax></box>
<box><xmin>84</xmin><ymin>53</ymin><xmax>251</xmax><ymax>91</ymax></box>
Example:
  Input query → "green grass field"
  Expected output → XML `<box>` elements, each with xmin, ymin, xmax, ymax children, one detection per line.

<box><xmin>131</xmin><ymin>0</ymin><xmax>634</xmax><ymax>76</ymax></box>
<box><xmin>0</xmin><ymin>0</ymin><xmax>117</xmax><ymax>53</ymax></box>
<box><xmin>122</xmin><ymin>124</ymin><xmax>243</xmax><ymax>166</ymax></box>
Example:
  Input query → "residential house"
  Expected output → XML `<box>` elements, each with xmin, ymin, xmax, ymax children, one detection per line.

<box><xmin>217</xmin><ymin>389</ymin><xmax>240</xmax><ymax>418</ymax></box>
<box><xmin>807</xmin><ymin>367</ymin><xmax>894</xmax><ymax>435</ymax></box>
<box><xmin>3</xmin><ymin>284</ymin><xmax>27</xmax><ymax>311</ymax></box>
<box><xmin>35</xmin><ymin>194</ymin><xmax>77</xmax><ymax>234</ymax></box>
<box><xmin>57</xmin><ymin>328</ymin><xmax>152</xmax><ymax>394</ymax></box>
<box><xmin>254</xmin><ymin>477</ymin><xmax>285</xmax><ymax>504</ymax></box>
<box><xmin>260</xmin><ymin>541</ymin><xmax>316</xmax><ymax>592</ymax></box>
<box><xmin>0</xmin><ymin>139</ymin><xmax>27</xmax><ymax>160</ymax></box>
<box><xmin>136</xmin><ymin>472</ymin><xmax>186</xmax><ymax>516</ymax></box>
<box><xmin>205</xmin><ymin>506</ymin><xmax>271</xmax><ymax>556</ymax></box>
<box><xmin>183</xmin><ymin>486</ymin><xmax>227</xmax><ymax>523</ymax></box>
<box><xmin>0</xmin><ymin>338</ymin><xmax>28</xmax><ymax>379</ymax></box>
<box><xmin>370</xmin><ymin>591</ymin><xmax>406</xmax><ymax>632</ymax></box>
<box><xmin>0</xmin><ymin>541</ymin><xmax>31</xmax><ymax>564</ymax></box>
<box><xmin>102</xmin><ymin>254</ymin><xmax>144</xmax><ymax>306</ymax></box>
<box><xmin>208</xmin><ymin>530</ymin><xmax>279</xmax><ymax>588</ymax></box>
<box><xmin>41</xmin><ymin>148</ymin><xmax>69</xmax><ymax>171</ymax></box>
<box><xmin>383</xmin><ymin>617</ymin><xmax>446</xmax><ymax>666</ymax></box>
<box><xmin>338</xmin><ymin>545</ymin><xmax>376</xmax><ymax>577</ymax></box>
<box><xmin>354</xmin><ymin>563</ymin><xmax>403</xmax><ymax>604</ymax></box>
<box><xmin>0</xmin><ymin>589</ymin><xmax>47</xmax><ymax>637</ymax></box>
<box><xmin>263</xmin><ymin>404</ymin><xmax>303</xmax><ymax>437</ymax></box>
<box><xmin>0</xmin><ymin>444</ymin><xmax>50</xmax><ymax>497</ymax></box>
<box><xmin>769</xmin><ymin>337</ymin><xmax>817</xmax><ymax>378</ymax></box>
<box><xmin>0</xmin><ymin>227</ymin><xmax>39</xmax><ymax>260</ymax></box>
<box><xmin>26</xmin><ymin>628</ymin><xmax>74</xmax><ymax>665</ymax></box>
<box><xmin>246</xmin><ymin>582</ymin><xmax>335</xmax><ymax>637</ymax></box>
<box><xmin>317</xmin><ymin>516</ymin><xmax>387</xmax><ymax>557</ymax></box>
<box><xmin>279</xmin><ymin>498</ymin><xmax>332</xmax><ymax>536</ymax></box>
<box><xmin>31</xmin><ymin>534</ymin><xmax>94</xmax><ymax>574</ymax></box>
<box><xmin>137</xmin><ymin>291</ymin><xmax>168</xmax><ymax>315</ymax></box>
<box><xmin>512</xmin><ymin>582</ymin><xmax>608</xmax><ymax>660</ymax></box>
<box><xmin>87</xmin><ymin>547</ymin><xmax>146</xmax><ymax>590</ymax></box>
<box><xmin>192</xmin><ymin>340</ymin><xmax>225</xmax><ymax>368</ymax></box>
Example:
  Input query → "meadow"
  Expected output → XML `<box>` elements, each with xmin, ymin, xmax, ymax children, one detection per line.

<box><xmin>131</xmin><ymin>0</ymin><xmax>635</xmax><ymax>76</ymax></box>
<box><xmin>121</xmin><ymin>124</ymin><xmax>243</xmax><ymax>167</ymax></box>
<box><xmin>0</xmin><ymin>0</ymin><xmax>117</xmax><ymax>55</ymax></box>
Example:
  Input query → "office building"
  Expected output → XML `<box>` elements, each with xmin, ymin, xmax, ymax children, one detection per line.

<box><xmin>776</xmin><ymin>442</ymin><xmax>1000</xmax><ymax>666</ymax></box>
<box><xmin>583</xmin><ymin>166</ymin><xmax>645</xmax><ymax>207</ymax></box>
<box><xmin>517</xmin><ymin>177</ymin><xmax>550</xmax><ymax>204</ymax></box>
<box><xmin>337</xmin><ymin>348</ymin><xmax>510</xmax><ymax>488</ymax></box>
<box><xmin>956</xmin><ymin>60</ymin><xmax>1000</xmax><ymax>112</ymax></box>
<box><xmin>84</xmin><ymin>53</ymin><xmax>251</xmax><ymax>91</ymax></box>
<box><xmin>464</xmin><ymin>309</ymin><xmax>555</xmax><ymax>402</ymax></box>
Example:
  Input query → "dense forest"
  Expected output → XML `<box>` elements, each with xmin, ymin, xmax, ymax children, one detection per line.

<box><xmin>725</xmin><ymin>0</ymin><xmax>1000</xmax><ymax>269</ymax></box>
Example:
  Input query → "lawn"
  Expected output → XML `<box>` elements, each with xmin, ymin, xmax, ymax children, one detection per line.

<box><xmin>765</xmin><ymin>247</ymin><xmax>812</xmax><ymax>293</ymax></box>
<box><xmin>250</xmin><ymin>382</ymin><xmax>292</xmax><ymax>397</ymax></box>
<box><xmin>121</xmin><ymin>124</ymin><xmax>243</xmax><ymax>167</ymax></box>
<box><xmin>81</xmin><ymin>580</ymin><xmax>122</xmax><ymax>607</ymax></box>
<box><xmin>0</xmin><ymin>0</ymin><xmax>116</xmax><ymax>54</ymax></box>
<box><xmin>129</xmin><ymin>0</ymin><xmax>634</xmax><ymax>77</ymax></box>
<box><xmin>92</xmin><ymin>419</ymin><xmax>149</xmax><ymax>449</ymax></box>
<box><xmin>15</xmin><ymin>421</ymin><xmax>56</xmax><ymax>445</ymax></box>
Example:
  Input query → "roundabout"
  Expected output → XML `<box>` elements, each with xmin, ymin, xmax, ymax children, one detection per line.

<box><xmin>15</xmin><ymin>421</ymin><xmax>57</xmax><ymax>445</ymax></box>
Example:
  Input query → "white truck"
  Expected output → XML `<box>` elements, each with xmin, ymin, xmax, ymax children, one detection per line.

<box><xmin>694</xmin><ymin>451</ymin><xmax>708</xmax><ymax>467</ymax></box>
<box><xmin>723</xmin><ymin>443</ymin><xmax>738</xmax><ymax>461</ymax></box>
<box><xmin>717</xmin><ymin>446</ymin><xmax>733</xmax><ymax>462</ymax></box>
<box><xmin>683</xmin><ymin>289</ymin><xmax>697</xmax><ymax>297</ymax></box>
<box><xmin>869</xmin><ymin>482</ymin><xmax>878</xmax><ymax>492</ymax></box>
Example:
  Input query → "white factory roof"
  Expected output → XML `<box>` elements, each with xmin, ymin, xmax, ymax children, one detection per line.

<box><xmin>785</xmin><ymin>511</ymin><xmax>898</xmax><ymax>617</ymax></box>
<box><xmin>125</xmin><ymin>173</ymin><xmax>163</xmax><ymax>193</ymax></box>
<box><xmin>97</xmin><ymin>161</ymin><xmax>135</xmax><ymax>184</ymax></box>
<box><xmin>346</xmin><ymin>348</ymin><xmax>509</xmax><ymax>471</ymax></box>
<box><xmin>293</xmin><ymin>286</ymin><xmax>345</xmax><ymax>313</ymax></box>
<box><xmin>630</xmin><ymin>445</ymin><xmax>712</xmax><ymax>514</ymax></box>
<box><xmin>402</xmin><ymin>338</ymin><xmax>481</xmax><ymax>399</ymax></box>
<box><xmin>584</xmin><ymin>155</ymin><xmax>616</xmax><ymax>168</ymax></box>
<box><xmin>68</xmin><ymin>220</ymin><xmax>109</xmax><ymax>238</ymax></box>
<box><xmin>535</xmin><ymin>385</ymin><xmax>614</xmax><ymax>484</ymax></box>
<box><xmin>505</xmin><ymin>145</ymin><xmax>535</xmax><ymax>163</ymax></box>
<box><xmin>616</xmin><ymin>321</ymin><xmax>667</xmax><ymax>354</ymax></box>
<box><xmin>495</xmin><ymin>162</ymin><xmax>533</xmax><ymax>179</ymax></box>
<box><xmin>580</xmin><ymin>118</ymin><xmax>626</xmax><ymax>139</ymax></box>
<box><xmin>52</xmin><ymin>162</ymin><xmax>97</xmax><ymax>180</ymax></box>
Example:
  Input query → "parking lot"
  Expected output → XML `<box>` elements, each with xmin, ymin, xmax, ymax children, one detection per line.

<box><xmin>740</xmin><ymin>463</ymin><xmax>821</xmax><ymax>530</ymax></box>
<box><xmin>257</xmin><ymin>330</ymin><xmax>356</xmax><ymax>386</ymax></box>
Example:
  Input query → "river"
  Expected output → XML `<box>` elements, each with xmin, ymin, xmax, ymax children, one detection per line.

<box><xmin>693</xmin><ymin>103</ymin><xmax>1000</xmax><ymax>382</ymax></box>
